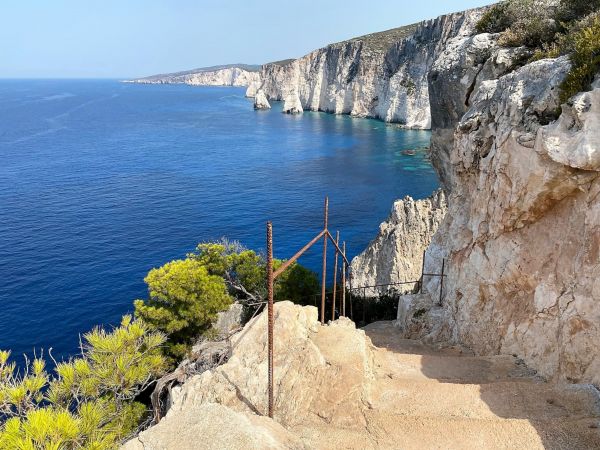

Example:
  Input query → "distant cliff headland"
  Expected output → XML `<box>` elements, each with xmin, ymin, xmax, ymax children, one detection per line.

<box><xmin>125</xmin><ymin>64</ymin><xmax>261</xmax><ymax>87</ymax></box>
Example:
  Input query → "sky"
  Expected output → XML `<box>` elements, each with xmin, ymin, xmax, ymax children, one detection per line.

<box><xmin>1</xmin><ymin>1</ymin><xmax>493</xmax><ymax>78</ymax></box>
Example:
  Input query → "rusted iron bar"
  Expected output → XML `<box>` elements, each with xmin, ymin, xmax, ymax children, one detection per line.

<box><xmin>349</xmin><ymin>280</ymin><xmax>422</xmax><ymax>290</ymax></box>
<box><xmin>325</xmin><ymin>230</ymin><xmax>350</xmax><ymax>265</ymax></box>
<box><xmin>438</xmin><ymin>258</ymin><xmax>445</xmax><ymax>306</ymax></box>
<box><xmin>272</xmin><ymin>229</ymin><xmax>326</xmax><ymax>279</ymax></box>
<box><xmin>342</xmin><ymin>242</ymin><xmax>346</xmax><ymax>317</ymax></box>
<box><xmin>348</xmin><ymin>269</ymin><xmax>353</xmax><ymax>320</ymax></box>
<box><xmin>332</xmin><ymin>231</ymin><xmax>340</xmax><ymax>322</ymax></box>
<box><xmin>266</xmin><ymin>221</ymin><xmax>274</xmax><ymax>418</ymax></box>
<box><xmin>321</xmin><ymin>197</ymin><xmax>329</xmax><ymax>325</ymax></box>
<box><xmin>362</xmin><ymin>287</ymin><xmax>366</xmax><ymax>324</ymax></box>
<box><xmin>420</xmin><ymin>250</ymin><xmax>426</xmax><ymax>294</ymax></box>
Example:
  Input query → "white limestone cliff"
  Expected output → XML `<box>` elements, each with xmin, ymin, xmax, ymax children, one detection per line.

<box><xmin>397</xmin><ymin>26</ymin><xmax>600</xmax><ymax>385</ymax></box>
<box><xmin>339</xmin><ymin>7</ymin><xmax>599</xmax><ymax>386</ymax></box>
<box><xmin>350</xmin><ymin>190</ymin><xmax>447</xmax><ymax>296</ymax></box>
<box><xmin>127</xmin><ymin>65</ymin><xmax>260</xmax><ymax>87</ymax></box>
<box><xmin>253</xmin><ymin>10</ymin><xmax>486</xmax><ymax>128</ymax></box>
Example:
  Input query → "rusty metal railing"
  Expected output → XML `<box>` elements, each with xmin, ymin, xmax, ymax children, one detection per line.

<box><xmin>350</xmin><ymin>251</ymin><xmax>447</xmax><ymax>304</ymax></box>
<box><xmin>265</xmin><ymin>196</ymin><xmax>350</xmax><ymax>418</ymax></box>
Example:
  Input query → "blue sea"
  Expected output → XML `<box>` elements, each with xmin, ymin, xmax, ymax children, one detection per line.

<box><xmin>0</xmin><ymin>79</ymin><xmax>437</xmax><ymax>361</ymax></box>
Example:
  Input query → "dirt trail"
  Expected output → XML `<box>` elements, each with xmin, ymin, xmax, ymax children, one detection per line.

<box><xmin>294</xmin><ymin>321</ymin><xmax>600</xmax><ymax>450</ymax></box>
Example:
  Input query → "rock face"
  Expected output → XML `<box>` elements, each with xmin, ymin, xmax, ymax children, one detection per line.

<box><xmin>420</xmin><ymin>23</ymin><xmax>600</xmax><ymax>385</ymax></box>
<box><xmin>350</xmin><ymin>190</ymin><xmax>447</xmax><ymax>296</ymax></box>
<box><xmin>124</xmin><ymin>303</ymin><xmax>600</xmax><ymax>449</ymax></box>
<box><xmin>168</xmin><ymin>302</ymin><xmax>374</xmax><ymax>428</ymax></box>
<box><xmin>127</xmin><ymin>64</ymin><xmax>261</xmax><ymax>87</ymax></box>
<box><xmin>122</xmin><ymin>403</ymin><xmax>306</xmax><ymax>450</ymax></box>
<box><xmin>251</xmin><ymin>9</ymin><xmax>487</xmax><ymax>128</ymax></box>
<box><xmin>253</xmin><ymin>90</ymin><xmax>271</xmax><ymax>110</ymax></box>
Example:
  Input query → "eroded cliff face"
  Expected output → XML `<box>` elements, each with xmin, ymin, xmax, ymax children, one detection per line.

<box><xmin>128</xmin><ymin>66</ymin><xmax>260</xmax><ymax>87</ymax></box>
<box><xmin>422</xmin><ymin>27</ymin><xmax>600</xmax><ymax>385</ymax></box>
<box><xmin>251</xmin><ymin>10</ymin><xmax>486</xmax><ymax>128</ymax></box>
<box><xmin>350</xmin><ymin>190</ymin><xmax>447</xmax><ymax>296</ymax></box>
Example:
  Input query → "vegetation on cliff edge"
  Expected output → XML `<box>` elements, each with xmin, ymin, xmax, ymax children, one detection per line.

<box><xmin>476</xmin><ymin>0</ymin><xmax>600</xmax><ymax>101</ymax></box>
<box><xmin>0</xmin><ymin>238</ymin><xmax>319</xmax><ymax>448</ymax></box>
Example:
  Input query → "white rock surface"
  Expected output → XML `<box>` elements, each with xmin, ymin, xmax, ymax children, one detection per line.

<box><xmin>255</xmin><ymin>9</ymin><xmax>487</xmax><ymax>128</ymax></box>
<box><xmin>254</xmin><ymin>90</ymin><xmax>271</xmax><ymax>110</ymax></box>
<box><xmin>128</xmin><ymin>66</ymin><xmax>260</xmax><ymax>87</ymax></box>
<box><xmin>282</xmin><ymin>92</ymin><xmax>303</xmax><ymax>114</ymax></box>
<box><xmin>422</xmin><ymin>36</ymin><xmax>600</xmax><ymax>385</ymax></box>
<box><xmin>350</xmin><ymin>190</ymin><xmax>447</xmax><ymax>296</ymax></box>
<box><xmin>169</xmin><ymin>301</ymin><xmax>374</xmax><ymax>427</ymax></box>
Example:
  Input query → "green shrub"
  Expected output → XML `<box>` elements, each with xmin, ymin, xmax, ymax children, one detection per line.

<box><xmin>0</xmin><ymin>316</ymin><xmax>166</xmax><ymax>449</ymax></box>
<box><xmin>476</xmin><ymin>2</ymin><xmax>512</xmax><ymax>33</ymax></box>
<box><xmin>273</xmin><ymin>261</ymin><xmax>320</xmax><ymax>305</ymax></box>
<box><xmin>190</xmin><ymin>239</ymin><xmax>320</xmax><ymax>305</ymax></box>
<box><xmin>134</xmin><ymin>258</ymin><xmax>233</xmax><ymax>363</ymax></box>
<box><xmin>556</xmin><ymin>0</ymin><xmax>600</xmax><ymax>21</ymax></box>
<box><xmin>560</xmin><ymin>17</ymin><xmax>600</xmax><ymax>101</ymax></box>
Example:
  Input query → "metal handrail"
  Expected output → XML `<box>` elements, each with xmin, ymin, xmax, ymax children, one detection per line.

<box><xmin>264</xmin><ymin>196</ymin><xmax>350</xmax><ymax>418</ymax></box>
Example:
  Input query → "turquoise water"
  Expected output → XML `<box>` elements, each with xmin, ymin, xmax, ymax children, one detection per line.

<box><xmin>0</xmin><ymin>79</ymin><xmax>437</xmax><ymax>360</ymax></box>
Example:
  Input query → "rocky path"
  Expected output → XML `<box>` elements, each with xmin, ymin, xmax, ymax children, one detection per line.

<box><xmin>123</xmin><ymin>304</ymin><xmax>600</xmax><ymax>450</ymax></box>
<box><xmin>295</xmin><ymin>321</ymin><xmax>600</xmax><ymax>450</ymax></box>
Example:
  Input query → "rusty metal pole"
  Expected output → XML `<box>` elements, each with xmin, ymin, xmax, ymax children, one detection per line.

<box><xmin>362</xmin><ymin>287</ymin><xmax>366</xmax><ymax>325</ymax></box>
<box><xmin>420</xmin><ymin>250</ymin><xmax>426</xmax><ymax>294</ymax></box>
<box><xmin>348</xmin><ymin>271</ymin><xmax>353</xmax><ymax>320</ymax></box>
<box><xmin>438</xmin><ymin>258</ymin><xmax>445</xmax><ymax>306</ymax></box>
<box><xmin>332</xmin><ymin>231</ymin><xmax>339</xmax><ymax>322</ymax></box>
<box><xmin>342</xmin><ymin>242</ymin><xmax>346</xmax><ymax>317</ymax></box>
<box><xmin>320</xmin><ymin>197</ymin><xmax>328</xmax><ymax>325</ymax></box>
<box><xmin>266</xmin><ymin>221</ymin><xmax>274</xmax><ymax>418</ymax></box>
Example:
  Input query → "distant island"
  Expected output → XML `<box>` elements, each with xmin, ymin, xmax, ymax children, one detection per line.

<box><xmin>125</xmin><ymin>63</ymin><xmax>261</xmax><ymax>87</ymax></box>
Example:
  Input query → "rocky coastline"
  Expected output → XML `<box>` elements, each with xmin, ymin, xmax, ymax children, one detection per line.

<box><xmin>126</xmin><ymin>64</ymin><xmax>260</xmax><ymax>87</ymax></box>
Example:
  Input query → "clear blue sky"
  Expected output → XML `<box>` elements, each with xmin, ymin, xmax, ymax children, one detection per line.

<box><xmin>1</xmin><ymin>1</ymin><xmax>493</xmax><ymax>78</ymax></box>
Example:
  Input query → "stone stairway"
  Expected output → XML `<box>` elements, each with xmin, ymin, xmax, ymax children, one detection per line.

<box><xmin>294</xmin><ymin>321</ymin><xmax>600</xmax><ymax>450</ymax></box>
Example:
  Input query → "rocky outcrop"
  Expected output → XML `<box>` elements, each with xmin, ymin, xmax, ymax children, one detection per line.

<box><xmin>252</xmin><ymin>9</ymin><xmax>487</xmax><ymax>128</ymax></box>
<box><xmin>350</xmin><ymin>190</ymin><xmax>447</xmax><ymax>296</ymax></box>
<box><xmin>417</xmin><ymin>23</ymin><xmax>600</xmax><ymax>385</ymax></box>
<box><xmin>124</xmin><ymin>303</ymin><xmax>600</xmax><ymax>449</ymax></box>
<box><xmin>126</xmin><ymin>64</ymin><xmax>261</xmax><ymax>87</ymax></box>
<box><xmin>168</xmin><ymin>302</ymin><xmax>374</xmax><ymax>427</ymax></box>
<box><xmin>122</xmin><ymin>403</ymin><xmax>306</xmax><ymax>450</ymax></box>
<box><xmin>253</xmin><ymin>90</ymin><xmax>271</xmax><ymax>110</ymax></box>
<box><xmin>282</xmin><ymin>93</ymin><xmax>303</xmax><ymax>114</ymax></box>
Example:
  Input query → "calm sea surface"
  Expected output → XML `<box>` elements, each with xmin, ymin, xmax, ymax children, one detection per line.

<box><xmin>0</xmin><ymin>79</ymin><xmax>437</xmax><ymax>360</ymax></box>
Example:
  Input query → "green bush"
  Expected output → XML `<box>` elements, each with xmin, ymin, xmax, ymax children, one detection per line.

<box><xmin>557</xmin><ymin>0</ymin><xmax>600</xmax><ymax>21</ymax></box>
<box><xmin>134</xmin><ymin>258</ymin><xmax>233</xmax><ymax>363</ymax></box>
<box><xmin>476</xmin><ymin>1</ymin><xmax>600</xmax><ymax>101</ymax></box>
<box><xmin>560</xmin><ymin>17</ymin><xmax>600</xmax><ymax>101</ymax></box>
<box><xmin>189</xmin><ymin>239</ymin><xmax>320</xmax><ymax>305</ymax></box>
<box><xmin>0</xmin><ymin>316</ymin><xmax>166</xmax><ymax>449</ymax></box>
<box><xmin>274</xmin><ymin>261</ymin><xmax>320</xmax><ymax>305</ymax></box>
<box><xmin>476</xmin><ymin>2</ymin><xmax>511</xmax><ymax>34</ymax></box>
<box><xmin>136</xmin><ymin>240</ymin><xmax>320</xmax><ymax>363</ymax></box>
